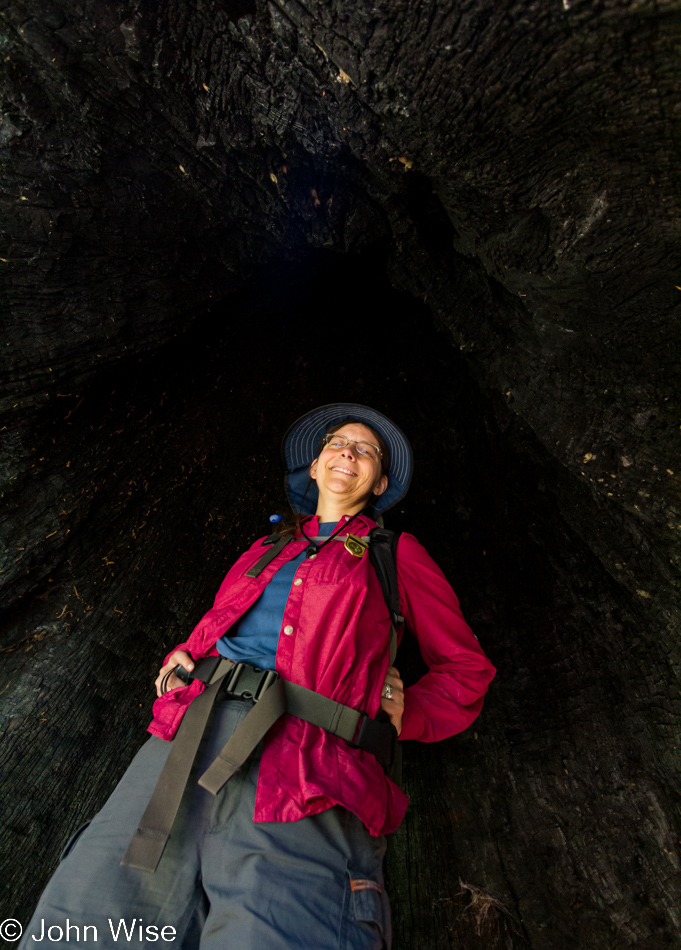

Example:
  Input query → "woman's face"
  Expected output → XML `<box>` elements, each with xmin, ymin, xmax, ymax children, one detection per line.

<box><xmin>309</xmin><ymin>423</ymin><xmax>388</xmax><ymax>512</ymax></box>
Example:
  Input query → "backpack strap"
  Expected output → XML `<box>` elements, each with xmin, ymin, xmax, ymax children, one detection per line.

<box><xmin>368</xmin><ymin>527</ymin><xmax>403</xmax><ymax>626</ymax></box>
<box><xmin>245</xmin><ymin>534</ymin><xmax>293</xmax><ymax>577</ymax></box>
<box><xmin>367</xmin><ymin>526</ymin><xmax>404</xmax><ymax>785</ymax></box>
<box><xmin>368</xmin><ymin>527</ymin><xmax>403</xmax><ymax>665</ymax></box>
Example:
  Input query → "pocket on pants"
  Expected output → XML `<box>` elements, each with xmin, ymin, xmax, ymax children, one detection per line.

<box><xmin>340</xmin><ymin>865</ymin><xmax>389</xmax><ymax>950</ymax></box>
<box><xmin>59</xmin><ymin>821</ymin><xmax>91</xmax><ymax>862</ymax></box>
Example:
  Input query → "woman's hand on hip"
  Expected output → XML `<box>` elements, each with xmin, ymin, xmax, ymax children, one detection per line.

<box><xmin>155</xmin><ymin>650</ymin><xmax>194</xmax><ymax>698</ymax></box>
<box><xmin>380</xmin><ymin>666</ymin><xmax>404</xmax><ymax>737</ymax></box>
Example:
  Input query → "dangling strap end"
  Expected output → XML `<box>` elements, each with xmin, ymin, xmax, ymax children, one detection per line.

<box><xmin>198</xmin><ymin>768</ymin><xmax>234</xmax><ymax>796</ymax></box>
<box><xmin>121</xmin><ymin>828</ymin><xmax>168</xmax><ymax>873</ymax></box>
<box><xmin>246</xmin><ymin>535</ymin><xmax>292</xmax><ymax>577</ymax></box>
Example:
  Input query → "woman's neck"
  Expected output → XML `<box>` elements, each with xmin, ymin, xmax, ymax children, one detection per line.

<box><xmin>314</xmin><ymin>500</ymin><xmax>366</xmax><ymax>524</ymax></box>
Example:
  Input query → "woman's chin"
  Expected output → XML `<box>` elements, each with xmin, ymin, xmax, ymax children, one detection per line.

<box><xmin>322</xmin><ymin>477</ymin><xmax>359</xmax><ymax>493</ymax></box>
<box><xmin>319</xmin><ymin>483</ymin><xmax>363</xmax><ymax>504</ymax></box>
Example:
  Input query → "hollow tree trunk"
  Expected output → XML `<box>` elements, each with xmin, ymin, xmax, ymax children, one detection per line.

<box><xmin>0</xmin><ymin>2</ymin><xmax>679</xmax><ymax>947</ymax></box>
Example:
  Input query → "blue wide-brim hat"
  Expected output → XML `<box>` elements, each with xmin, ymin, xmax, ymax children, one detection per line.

<box><xmin>283</xmin><ymin>403</ymin><xmax>413</xmax><ymax>515</ymax></box>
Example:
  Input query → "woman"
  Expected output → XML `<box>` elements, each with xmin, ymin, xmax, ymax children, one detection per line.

<box><xmin>21</xmin><ymin>403</ymin><xmax>495</xmax><ymax>950</ymax></box>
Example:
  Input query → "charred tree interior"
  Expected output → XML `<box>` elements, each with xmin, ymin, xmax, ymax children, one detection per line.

<box><xmin>0</xmin><ymin>1</ymin><xmax>679</xmax><ymax>947</ymax></box>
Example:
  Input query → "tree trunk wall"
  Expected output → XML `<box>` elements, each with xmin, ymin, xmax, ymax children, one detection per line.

<box><xmin>0</xmin><ymin>2</ymin><xmax>679</xmax><ymax>947</ymax></box>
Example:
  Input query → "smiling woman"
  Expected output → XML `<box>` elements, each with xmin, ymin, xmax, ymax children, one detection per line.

<box><xmin>311</xmin><ymin>423</ymin><xmax>389</xmax><ymax>519</ymax></box>
<box><xmin>19</xmin><ymin>402</ymin><xmax>495</xmax><ymax>950</ymax></box>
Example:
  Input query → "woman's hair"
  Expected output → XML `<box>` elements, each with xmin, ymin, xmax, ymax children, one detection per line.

<box><xmin>275</xmin><ymin>418</ymin><xmax>390</xmax><ymax>537</ymax></box>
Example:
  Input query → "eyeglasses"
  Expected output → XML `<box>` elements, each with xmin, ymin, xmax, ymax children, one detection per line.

<box><xmin>323</xmin><ymin>434</ymin><xmax>382</xmax><ymax>461</ymax></box>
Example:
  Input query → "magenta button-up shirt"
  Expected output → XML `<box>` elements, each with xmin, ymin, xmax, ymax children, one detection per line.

<box><xmin>147</xmin><ymin>514</ymin><xmax>496</xmax><ymax>836</ymax></box>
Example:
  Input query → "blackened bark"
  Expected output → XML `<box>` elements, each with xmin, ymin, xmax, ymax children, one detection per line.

<box><xmin>0</xmin><ymin>1</ymin><xmax>679</xmax><ymax>947</ymax></box>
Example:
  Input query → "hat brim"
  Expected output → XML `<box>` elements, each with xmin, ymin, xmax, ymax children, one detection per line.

<box><xmin>282</xmin><ymin>403</ymin><xmax>413</xmax><ymax>516</ymax></box>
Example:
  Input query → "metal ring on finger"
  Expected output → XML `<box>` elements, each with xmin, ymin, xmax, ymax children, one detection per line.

<box><xmin>383</xmin><ymin>683</ymin><xmax>393</xmax><ymax>700</ymax></box>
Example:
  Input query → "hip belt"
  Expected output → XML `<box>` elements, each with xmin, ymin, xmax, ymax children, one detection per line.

<box><xmin>122</xmin><ymin>656</ymin><xmax>398</xmax><ymax>873</ymax></box>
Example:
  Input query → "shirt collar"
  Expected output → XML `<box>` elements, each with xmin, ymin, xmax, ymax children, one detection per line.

<box><xmin>294</xmin><ymin>512</ymin><xmax>378</xmax><ymax>539</ymax></box>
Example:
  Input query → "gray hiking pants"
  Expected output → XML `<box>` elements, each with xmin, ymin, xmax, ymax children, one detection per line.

<box><xmin>20</xmin><ymin>697</ymin><xmax>391</xmax><ymax>949</ymax></box>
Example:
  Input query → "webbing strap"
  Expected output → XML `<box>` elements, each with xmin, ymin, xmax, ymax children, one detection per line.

<box><xmin>120</xmin><ymin>658</ymin><xmax>234</xmax><ymax>872</ymax></box>
<box><xmin>284</xmin><ymin>680</ymin><xmax>361</xmax><ymax>741</ymax></box>
<box><xmin>198</xmin><ymin>680</ymin><xmax>363</xmax><ymax>796</ymax></box>
<box><xmin>368</xmin><ymin>528</ymin><xmax>403</xmax><ymax>627</ymax></box>
<box><xmin>305</xmin><ymin>536</ymin><xmax>348</xmax><ymax>542</ymax></box>
<box><xmin>388</xmin><ymin>623</ymin><xmax>397</xmax><ymax>666</ymax></box>
<box><xmin>245</xmin><ymin>535</ymin><xmax>292</xmax><ymax>578</ymax></box>
<box><xmin>198</xmin><ymin>679</ymin><xmax>286</xmax><ymax>794</ymax></box>
<box><xmin>125</xmin><ymin>662</ymin><xmax>397</xmax><ymax>872</ymax></box>
<box><xmin>282</xmin><ymin>681</ymin><xmax>397</xmax><ymax>777</ymax></box>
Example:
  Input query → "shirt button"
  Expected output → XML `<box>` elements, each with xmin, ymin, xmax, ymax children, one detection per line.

<box><xmin>284</xmin><ymin>625</ymin><xmax>294</xmax><ymax>636</ymax></box>
<box><xmin>293</xmin><ymin>578</ymin><xmax>302</xmax><ymax>586</ymax></box>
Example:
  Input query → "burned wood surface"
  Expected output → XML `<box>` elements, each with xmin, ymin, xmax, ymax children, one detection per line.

<box><xmin>0</xmin><ymin>2</ymin><xmax>679</xmax><ymax>947</ymax></box>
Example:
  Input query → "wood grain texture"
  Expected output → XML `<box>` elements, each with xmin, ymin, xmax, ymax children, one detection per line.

<box><xmin>0</xmin><ymin>2</ymin><xmax>678</xmax><ymax>946</ymax></box>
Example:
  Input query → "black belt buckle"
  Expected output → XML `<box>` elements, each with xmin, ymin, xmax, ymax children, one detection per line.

<box><xmin>222</xmin><ymin>662</ymin><xmax>279</xmax><ymax>702</ymax></box>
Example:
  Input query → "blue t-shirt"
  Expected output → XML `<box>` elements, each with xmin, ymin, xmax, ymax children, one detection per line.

<box><xmin>216</xmin><ymin>522</ymin><xmax>336</xmax><ymax>670</ymax></box>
